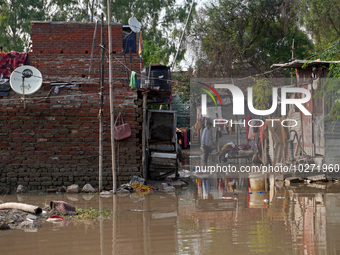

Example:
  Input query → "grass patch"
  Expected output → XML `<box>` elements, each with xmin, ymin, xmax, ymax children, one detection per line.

<box><xmin>74</xmin><ymin>208</ymin><xmax>114</xmax><ymax>220</ymax></box>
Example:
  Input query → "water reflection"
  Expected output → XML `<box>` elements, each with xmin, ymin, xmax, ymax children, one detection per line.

<box><xmin>1</xmin><ymin>174</ymin><xmax>340</xmax><ymax>254</ymax></box>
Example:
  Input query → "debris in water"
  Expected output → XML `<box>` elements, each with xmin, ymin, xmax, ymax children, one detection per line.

<box><xmin>46</xmin><ymin>216</ymin><xmax>66</xmax><ymax>222</ymax></box>
<box><xmin>50</xmin><ymin>201</ymin><xmax>76</xmax><ymax>215</ymax></box>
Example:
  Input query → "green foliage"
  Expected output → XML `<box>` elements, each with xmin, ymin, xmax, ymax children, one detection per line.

<box><xmin>0</xmin><ymin>0</ymin><xmax>194</xmax><ymax>67</ymax></box>
<box><xmin>299</xmin><ymin>0</ymin><xmax>340</xmax><ymax>51</ymax></box>
<box><xmin>0</xmin><ymin>0</ymin><xmax>79</xmax><ymax>51</ymax></box>
<box><xmin>75</xmin><ymin>207</ymin><xmax>114</xmax><ymax>220</ymax></box>
<box><xmin>172</xmin><ymin>70</ymin><xmax>192</xmax><ymax>103</ymax></box>
<box><xmin>103</xmin><ymin>0</ymin><xmax>195</xmax><ymax>67</ymax></box>
<box><xmin>310</xmin><ymin>40</ymin><xmax>340</xmax><ymax>121</ymax></box>
<box><xmin>0</xmin><ymin>0</ymin><xmax>45</xmax><ymax>51</ymax></box>
<box><xmin>251</xmin><ymin>77</ymin><xmax>274</xmax><ymax>115</ymax></box>
<box><xmin>192</xmin><ymin>0</ymin><xmax>313</xmax><ymax>78</ymax></box>
<box><xmin>143</xmin><ymin>40</ymin><xmax>168</xmax><ymax>66</ymax></box>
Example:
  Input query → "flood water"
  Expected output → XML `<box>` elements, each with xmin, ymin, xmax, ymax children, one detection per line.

<box><xmin>1</xmin><ymin>173</ymin><xmax>340</xmax><ymax>255</ymax></box>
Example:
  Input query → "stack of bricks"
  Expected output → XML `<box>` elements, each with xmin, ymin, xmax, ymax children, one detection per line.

<box><xmin>0</xmin><ymin>21</ymin><xmax>143</xmax><ymax>190</ymax></box>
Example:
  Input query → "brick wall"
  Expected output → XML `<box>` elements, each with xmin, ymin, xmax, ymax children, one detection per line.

<box><xmin>0</xmin><ymin>22</ymin><xmax>143</xmax><ymax>190</ymax></box>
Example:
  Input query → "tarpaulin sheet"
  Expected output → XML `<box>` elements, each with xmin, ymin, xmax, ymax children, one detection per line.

<box><xmin>0</xmin><ymin>52</ymin><xmax>28</xmax><ymax>78</ymax></box>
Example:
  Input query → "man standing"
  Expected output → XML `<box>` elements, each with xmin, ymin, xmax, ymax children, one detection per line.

<box><xmin>201</xmin><ymin>121</ymin><xmax>212</xmax><ymax>165</ymax></box>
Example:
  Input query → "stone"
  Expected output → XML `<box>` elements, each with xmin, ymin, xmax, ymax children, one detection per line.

<box><xmin>58</xmin><ymin>186</ymin><xmax>67</xmax><ymax>193</ymax></box>
<box><xmin>0</xmin><ymin>186</ymin><xmax>10</xmax><ymax>195</ymax></box>
<box><xmin>66</xmin><ymin>184</ymin><xmax>80</xmax><ymax>193</ymax></box>
<box><xmin>81</xmin><ymin>184</ymin><xmax>95</xmax><ymax>193</ymax></box>
<box><xmin>16</xmin><ymin>185</ymin><xmax>28</xmax><ymax>194</ymax></box>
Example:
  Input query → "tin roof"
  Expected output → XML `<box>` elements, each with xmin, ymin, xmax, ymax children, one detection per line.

<box><xmin>271</xmin><ymin>60</ymin><xmax>340</xmax><ymax>69</ymax></box>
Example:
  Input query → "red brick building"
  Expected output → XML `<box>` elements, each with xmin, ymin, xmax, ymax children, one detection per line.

<box><xmin>0</xmin><ymin>21</ymin><xmax>143</xmax><ymax>190</ymax></box>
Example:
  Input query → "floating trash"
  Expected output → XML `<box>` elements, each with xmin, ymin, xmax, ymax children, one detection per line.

<box><xmin>46</xmin><ymin>216</ymin><xmax>66</xmax><ymax>222</ymax></box>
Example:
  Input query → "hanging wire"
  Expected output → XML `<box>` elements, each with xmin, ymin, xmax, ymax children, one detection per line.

<box><xmin>3</xmin><ymin>38</ymin><xmax>339</xmax><ymax>105</ymax></box>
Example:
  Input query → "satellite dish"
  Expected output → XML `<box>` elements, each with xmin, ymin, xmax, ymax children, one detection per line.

<box><xmin>10</xmin><ymin>65</ymin><xmax>43</xmax><ymax>95</ymax></box>
<box><xmin>128</xmin><ymin>17</ymin><xmax>141</xmax><ymax>33</ymax></box>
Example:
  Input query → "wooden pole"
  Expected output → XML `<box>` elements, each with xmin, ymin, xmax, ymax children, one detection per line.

<box><xmin>112</xmin><ymin>194</ymin><xmax>117</xmax><ymax>255</ymax></box>
<box><xmin>107</xmin><ymin>0</ymin><xmax>116</xmax><ymax>193</ymax></box>
<box><xmin>99</xmin><ymin>13</ymin><xmax>104</xmax><ymax>192</ymax></box>
<box><xmin>99</xmin><ymin>196</ymin><xmax>104</xmax><ymax>255</ymax></box>
<box><xmin>142</xmin><ymin>93</ymin><xmax>148</xmax><ymax>179</ymax></box>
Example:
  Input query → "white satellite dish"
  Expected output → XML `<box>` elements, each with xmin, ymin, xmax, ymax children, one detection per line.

<box><xmin>128</xmin><ymin>17</ymin><xmax>141</xmax><ymax>33</ymax></box>
<box><xmin>10</xmin><ymin>65</ymin><xmax>43</xmax><ymax>95</ymax></box>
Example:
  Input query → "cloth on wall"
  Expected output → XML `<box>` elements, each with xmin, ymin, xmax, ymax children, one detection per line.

<box><xmin>0</xmin><ymin>52</ymin><xmax>28</xmax><ymax>78</ymax></box>
<box><xmin>129</xmin><ymin>71</ymin><xmax>137</xmax><ymax>89</ymax></box>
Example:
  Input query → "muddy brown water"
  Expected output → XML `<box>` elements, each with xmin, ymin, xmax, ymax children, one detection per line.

<box><xmin>1</xmin><ymin>174</ymin><xmax>340</xmax><ymax>255</ymax></box>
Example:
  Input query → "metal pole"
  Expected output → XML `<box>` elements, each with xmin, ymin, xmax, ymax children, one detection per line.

<box><xmin>107</xmin><ymin>0</ymin><xmax>117</xmax><ymax>193</ymax></box>
<box><xmin>99</xmin><ymin>13</ymin><xmax>105</xmax><ymax>192</ymax></box>
<box><xmin>171</xmin><ymin>0</ymin><xmax>195</xmax><ymax>71</ymax></box>
<box><xmin>22</xmin><ymin>77</ymin><xmax>26</xmax><ymax>109</ymax></box>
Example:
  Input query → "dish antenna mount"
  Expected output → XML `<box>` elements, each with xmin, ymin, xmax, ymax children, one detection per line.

<box><xmin>128</xmin><ymin>17</ymin><xmax>141</xmax><ymax>33</ymax></box>
<box><xmin>10</xmin><ymin>65</ymin><xmax>43</xmax><ymax>109</ymax></box>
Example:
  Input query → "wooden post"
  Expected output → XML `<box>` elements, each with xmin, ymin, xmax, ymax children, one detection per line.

<box><xmin>99</xmin><ymin>196</ymin><xmax>104</xmax><ymax>255</ymax></box>
<box><xmin>142</xmin><ymin>93</ymin><xmax>148</xmax><ymax>179</ymax></box>
<box><xmin>292</xmin><ymin>39</ymin><xmax>295</xmax><ymax>60</ymax></box>
<box><xmin>98</xmin><ymin>13</ymin><xmax>104</xmax><ymax>192</ymax></box>
<box><xmin>107</xmin><ymin>0</ymin><xmax>116</xmax><ymax>193</ymax></box>
<box><xmin>112</xmin><ymin>194</ymin><xmax>117</xmax><ymax>255</ymax></box>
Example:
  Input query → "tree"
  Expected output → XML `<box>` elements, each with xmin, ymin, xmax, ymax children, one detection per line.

<box><xmin>299</xmin><ymin>0</ymin><xmax>340</xmax><ymax>51</ymax></box>
<box><xmin>191</xmin><ymin>0</ymin><xmax>313</xmax><ymax>78</ymax></box>
<box><xmin>310</xmin><ymin>40</ymin><xmax>340</xmax><ymax>121</ymax></box>
<box><xmin>103</xmin><ymin>0</ymin><xmax>195</xmax><ymax>66</ymax></box>
<box><xmin>0</xmin><ymin>0</ymin><xmax>194</xmax><ymax>67</ymax></box>
<box><xmin>0</xmin><ymin>0</ymin><xmax>44</xmax><ymax>51</ymax></box>
<box><xmin>172</xmin><ymin>69</ymin><xmax>193</xmax><ymax>103</ymax></box>
<box><xmin>0</xmin><ymin>0</ymin><xmax>78</xmax><ymax>52</ymax></box>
